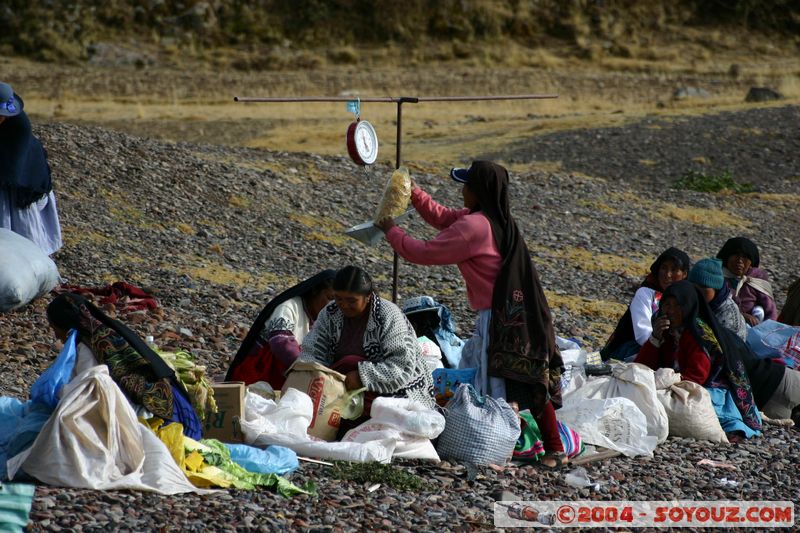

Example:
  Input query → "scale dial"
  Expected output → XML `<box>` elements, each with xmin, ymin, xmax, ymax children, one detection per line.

<box><xmin>346</xmin><ymin>119</ymin><xmax>379</xmax><ymax>166</ymax></box>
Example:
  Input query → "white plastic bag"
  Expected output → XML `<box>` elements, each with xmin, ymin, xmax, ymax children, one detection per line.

<box><xmin>342</xmin><ymin>397</ymin><xmax>446</xmax><ymax>461</ymax></box>
<box><xmin>563</xmin><ymin>362</ymin><xmax>669</xmax><ymax>443</ymax></box>
<box><xmin>240</xmin><ymin>388</ymin><xmax>395</xmax><ymax>463</ymax></box>
<box><xmin>654</xmin><ymin>368</ymin><xmax>728</xmax><ymax>443</ymax></box>
<box><xmin>368</xmin><ymin>397</ymin><xmax>445</xmax><ymax>439</ymax></box>
<box><xmin>418</xmin><ymin>336</ymin><xmax>444</xmax><ymax>374</ymax></box>
<box><xmin>556</xmin><ymin>397</ymin><xmax>657</xmax><ymax>457</ymax></box>
<box><xmin>0</xmin><ymin>228</ymin><xmax>60</xmax><ymax>311</ymax></box>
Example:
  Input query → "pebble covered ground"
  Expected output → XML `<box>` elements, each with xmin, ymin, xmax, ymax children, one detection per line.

<box><xmin>2</xmin><ymin>105</ymin><xmax>799</xmax><ymax>531</ymax></box>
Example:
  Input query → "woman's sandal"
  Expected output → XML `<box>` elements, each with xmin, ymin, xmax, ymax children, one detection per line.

<box><xmin>540</xmin><ymin>451</ymin><xmax>569</xmax><ymax>470</ymax></box>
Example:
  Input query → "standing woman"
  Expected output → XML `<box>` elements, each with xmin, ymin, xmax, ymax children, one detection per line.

<box><xmin>47</xmin><ymin>292</ymin><xmax>202</xmax><ymax>439</ymax></box>
<box><xmin>0</xmin><ymin>82</ymin><xmax>62</xmax><ymax>255</ymax></box>
<box><xmin>377</xmin><ymin>161</ymin><xmax>566</xmax><ymax>468</ymax></box>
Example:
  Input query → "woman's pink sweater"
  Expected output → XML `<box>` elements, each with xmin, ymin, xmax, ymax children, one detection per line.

<box><xmin>385</xmin><ymin>187</ymin><xmax>502</xmax><ymax>311</ymax></box>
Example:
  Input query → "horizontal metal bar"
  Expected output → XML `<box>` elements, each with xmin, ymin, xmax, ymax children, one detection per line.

<box><xmin>234</xmin><ymin>94</ymin><xmax>558</xmax><ymax>103</ymax></box>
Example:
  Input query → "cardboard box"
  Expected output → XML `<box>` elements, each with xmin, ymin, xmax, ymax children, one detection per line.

<box><xmin>203</xmin><ymin>381</ymin><xmax>245</xmax><ymax>443</ymax></box>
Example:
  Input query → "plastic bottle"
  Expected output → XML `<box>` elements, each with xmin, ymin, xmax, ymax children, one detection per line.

<box><xmin>145</xmin><ymin>335</ymin><xmax>157</xmax><ymax>350</ymax></box>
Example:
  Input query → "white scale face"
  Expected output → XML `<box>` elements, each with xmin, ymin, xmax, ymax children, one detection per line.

<box><xmin>354</xmin><ymin>120</ymin><xmax>379</xmax><ymax>165</ymax></box>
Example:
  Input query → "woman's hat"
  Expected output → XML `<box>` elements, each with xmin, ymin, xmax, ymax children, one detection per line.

<box><xmin>688</xmin><ymin>257</ymin><xmax>725</xmax><ymax>290</ymax></box>
<box><xmin>450</xmin><ymin>167</ymin><xmax>471</xmax><ymax>183</ymax></box>
<box><xmin>0</xmin><ymin>82</ymin><xmax>23</xmax><ymax>117</ymax></box>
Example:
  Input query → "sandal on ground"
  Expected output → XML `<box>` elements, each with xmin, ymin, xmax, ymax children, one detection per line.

<box><xmin>539</xmin><ymin>451</ymin><xmax>569</xmax><ymax>470</ymax></box>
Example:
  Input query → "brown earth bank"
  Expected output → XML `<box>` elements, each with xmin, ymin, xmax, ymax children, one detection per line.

<box><xmin>1</xmin><ymin>103</ymin><xmax>799</xmax><ymax>530</ymax></box>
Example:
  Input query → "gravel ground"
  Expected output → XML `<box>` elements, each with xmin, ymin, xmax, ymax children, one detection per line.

<box><xmin>2</xmin><ymin>105</ymin><xmax>799</xmax><ymax>531</ymax></box>
<box><xmin>490</xmin><ymin>104</ymin><xmax>800</xmax><ymax>188</ymax></box>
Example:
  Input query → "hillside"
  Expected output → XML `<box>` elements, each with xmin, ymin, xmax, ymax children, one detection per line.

<box><xmin>2</xmin><ymin>0</ymin><xmax>799</xmax><ymax>66</ymax></box>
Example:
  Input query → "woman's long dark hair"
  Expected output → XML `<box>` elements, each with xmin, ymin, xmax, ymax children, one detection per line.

<box><xmin>334</xmin><ymin>266</ymin><xmax>374</xmax><ymax>295</ymax></box>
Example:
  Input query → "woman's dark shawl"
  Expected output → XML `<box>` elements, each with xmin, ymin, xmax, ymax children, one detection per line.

<box><xmin>225</xmin><ymin>269</ymin><xmax>336</xmax><ymax>381</ymax></box>
<box><xmin>467</xmin><ymin>161</ymin><xmax>562</xmax><ymax>405</ymax></box>
<box><xmin>0</xmin><ymin>109</ymin><xmax>53</xmax><ymax>208</ymax></box>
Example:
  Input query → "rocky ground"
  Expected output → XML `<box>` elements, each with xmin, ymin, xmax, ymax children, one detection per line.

<box><xmin>2</xmin><ymin>104</ymin><xmax>799</xmax><ymax>531</ymax></box>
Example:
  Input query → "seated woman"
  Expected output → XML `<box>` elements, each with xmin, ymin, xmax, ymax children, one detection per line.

<box><xmin>225</xmin><ymin>269</ymin><xmax>335</xmax><ymax>389</ymax></box>
<box><xmin>688</xmin><ymin>257</ymin><xmax>747</xmax><ymax>341</ymax></box>
<box><xmin>601</xmin><ymin>247</ymin><xmax>690</xmax><ymax>360</ymax></box>
<box><xmin>298</xmin><ymin>266</ymin><xmax>435</xmax><ymax>411</ymax></box>
<box><xmin>717</xmin><ymin>237</ymin><xmax>776</xmax><ymax>325</ymax></box>
<box><xmin>634</xmin><ymin>280</ymin><xmax>762</xmax><ymax>438</ymax></box>
<box><xmin>778</xmin><ymin>277</ymin><xmax>800</xmax><ymax>326</ymax></box>
<box><xmin>0</xmin><ymin>82</ymin><xmax>62</xmax><ymax>255</ymax></box>
<box><xmin>47</xmin><ymin>292</ymin><xmax>202</xmax><ymax>438</ymax></box>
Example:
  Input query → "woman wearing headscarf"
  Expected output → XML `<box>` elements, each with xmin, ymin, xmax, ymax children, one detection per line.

<box><xmin>600</xmin><ymin>247</ymin><xmax>691</xmax><ymax>360</ymax></box>
<box><xmin>0</xmin><ymin>82</ymin><xmax>62</xmax><ymax>255</ymax></box>
<box><xmin>226</xmin><ymin>269</ymin><xmax>335</xmax><ymax>389</ymax></box>
<box><xmin>376</xmin><ymin>161</ymin><xmax>565</xmax><ymax>468</ymax></box>
<box><xmin>634</xmin><ymin>280</ymin><xmax>762</xmax><ymax>438</ymax></box>
<box><xmin>717</xmin><ymin>237</ymin><xmax>777</xmax><ymax>325</ymax></box>
<box><xmin>46</xmin><ymin>292</ymin><xmax>202</xmax><ymax>438</ymax></box>
<box><xmin>298</xmin><ymin>266</ymin><xmax>434</xmax><ymax>410</ymax></box>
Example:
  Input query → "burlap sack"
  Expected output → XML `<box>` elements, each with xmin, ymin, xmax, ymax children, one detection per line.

<box><xmin>373</xmin><ymin>167</ymin><xmax>411</xmax><ymax>222</ymax></box>
<box><xmin>282</xmin><ymin>361</ymin><xmax>348</xmax><ymax>441</ymax></box>
<box><xmin>654</xmin><ymin>368</ymin><xmax>728</xmax><ymax>443</ymax></box>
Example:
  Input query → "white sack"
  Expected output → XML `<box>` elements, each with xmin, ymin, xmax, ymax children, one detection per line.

<box><xmin>563</xmin><ymin>362</ymin><xmax>669</xmax><ymax>443</ymax></box>
<box><xmin>7</xmin><ymin>366</ymin><xmax>205</xmax><ymax>494</ymax></box>
<box><xmin>341</xmin><ymin>397</ymin><xmax>446</xmax><ymax>461</ymax></box>
<box><xmin>240</xmin><ymin>388</ymin><xmax>395</xmax><ymax>463</ymax></box>
<box><xmin>0</xmin><ymin>228</ymin><xmax>59</xmax><ymax>311</ymax></box>
<box><xmin>654</xmin><ymin>368</ymin><xmax>728</xmax><ymax>443</ymax></box>
<box><xmin>556</xmin><ymin>397</ymin><xmax>657</xmax><ymax>457</ymax></box>
<box><xmin>368</xmin><ymin>397</ymin><xmax>445</xmax><ymax>439</ymax></box>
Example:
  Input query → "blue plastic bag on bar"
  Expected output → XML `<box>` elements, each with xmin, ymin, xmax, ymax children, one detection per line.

<box><xmin>30</xmin><ymin>329</ymin><xmax>78</xmax><ymax>409</ymax></box>
<box><xmin>226</xmin><ymin>444</ymin><xmax>299</xmax><ymax>476</ymax></box>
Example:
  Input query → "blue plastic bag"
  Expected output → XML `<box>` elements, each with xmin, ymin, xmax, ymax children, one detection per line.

<box><xmin>30</xmin><ymin>329</ymin><xmax>78</xmax><ymax>409</ymax></box>
<box><xmin>225</xmin><ymin>444</ymin><xmax>298</xmax><ymax>476</ymax></box>
<box><xmin>746</xmin><ymin>320</ymin><xmax>799</xmax><ymax>363</ymax></box>
<box><xmin>0</xmin><ymin>398</ymin><xmax>53</xmax><ymax>480</ymax></box>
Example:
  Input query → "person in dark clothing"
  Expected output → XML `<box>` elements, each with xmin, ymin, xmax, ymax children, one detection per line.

<box><xmin>635</xmin><ymin>281</ymin><xmax>761</xmax><ymax>435</ymax></box>
<box><xmin>0</xmin><ymin>81</ymin><xmax>62</xmax><ymax>254</ymax></box>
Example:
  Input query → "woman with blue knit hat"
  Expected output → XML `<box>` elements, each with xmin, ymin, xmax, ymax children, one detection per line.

<box><xmin>0</xmin><ymin>81</ymin><xmax>62</xmax><ymax>255</ymax></box>
<box><xmin>689</xmin><ymin>257</ymin><xmax>748</xmax><ymax>341</ymax></box>
<box><xmin>717</xmin><ymin>237</ymin><xmax>776</xmax><ymax>325</ymax></box>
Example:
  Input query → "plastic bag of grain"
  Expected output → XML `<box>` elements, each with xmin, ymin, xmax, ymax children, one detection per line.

<box><xmin>373</xmin><ymin>167</ymin><xmax>411</xmax><ymax>222</ymax></box>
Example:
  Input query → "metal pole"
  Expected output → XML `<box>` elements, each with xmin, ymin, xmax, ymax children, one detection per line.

<box><xmin>392</xmin><ymin>99</ymin><xmax>403</xmax><ymax>303</ymax></box>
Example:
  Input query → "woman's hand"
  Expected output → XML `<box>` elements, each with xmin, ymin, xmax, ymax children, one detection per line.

<box><xmin>410</xmin><ymin>178</ymin><xmax>419</xmax><ymax>190</ymax></box>
<box><xmin>375</xmin><ymin>217</ymin><xmax>396</xmax><ymax>233</ymax></box>
<box><xmin>344</xmin><ymin>370</ymin><xmax>363</xmax><ymax>391</ymax></box>
<box><xmin>652</xmin><ymin>315</ymin><xmax>670</xmax><ymax>341</ymax></box>
<box><xmin>743</xmin><ymin>313</ymin><xmax>759</xmax><ymax>326</ymax></box>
